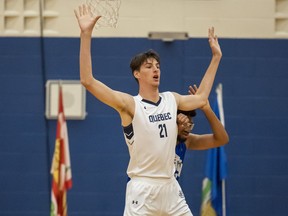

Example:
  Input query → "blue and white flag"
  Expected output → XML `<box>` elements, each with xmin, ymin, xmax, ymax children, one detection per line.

<box><xmin>201</xmin><ymin>83</ymin><xmax>227</xmax><ymax>216</ymax></box>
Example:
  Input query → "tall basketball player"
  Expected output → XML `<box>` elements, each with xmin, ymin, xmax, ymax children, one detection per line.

<box><xmin>74</xmin><ymin>4</ymin><xmax>222</xmax><ymax>215</ymax></box>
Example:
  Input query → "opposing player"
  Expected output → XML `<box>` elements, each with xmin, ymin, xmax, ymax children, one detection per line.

<box><xmin>175</xmin><ymin>85</ymin><xmax>229</xmax><ymax>181</ymax></box>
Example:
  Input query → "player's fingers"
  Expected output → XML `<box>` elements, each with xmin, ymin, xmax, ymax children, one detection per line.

<box><xmin>188</xmin><ymin>85</ymin><xmax>196</xmax><ymax>95</ymax></box>
<box><xmin>83</xmin><ymin>4</ymin><xmax>87</xmax><ymax>15</ymax></box>
<box><xmin>95</xmin><ymin>16</ymin><xmax>102</xmax><ymax>22</ymax></box>
<box><xmin>74</xmin><ymin>9</ymin><xmax>79</xmax><ymax>19</ymax></box>
<box><xmin>78</xmin><ymin>5</ymin><xmax>83</xmax><ymax>16</ymax></box>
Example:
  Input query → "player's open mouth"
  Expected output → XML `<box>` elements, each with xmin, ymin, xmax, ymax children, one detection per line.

<box><xmin>183</xmin><ymin>131</ymin><xmax>189</xmax><ymax>136</ymax></box>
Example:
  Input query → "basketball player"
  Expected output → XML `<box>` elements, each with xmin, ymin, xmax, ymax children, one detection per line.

<box><xmin>174</xmin><ymin>85</ymin><xmax>229</xmax><ymax>181</ymax></box>
<box><xmin>74</xmin><ymin>4</ymin><xmax>222</xmax><ymax>216</ymax></box>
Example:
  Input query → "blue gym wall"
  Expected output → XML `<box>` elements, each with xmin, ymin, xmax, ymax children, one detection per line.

<box><xmin>0</xmin><ymin>37</ymin><xmax>287</xmax><ymax>216</ymax></box>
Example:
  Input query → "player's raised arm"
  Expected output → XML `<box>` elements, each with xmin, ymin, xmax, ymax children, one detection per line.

<box><xmin>74</xmin><ymin>5</ymin><xmax>133</xmax><ymax>119</ymax></box>
<box><xmin>74</xmin><ymin>4</ymin><xmax>99</xmax><ymax>87</ymax></box>
<box><xmin>176</xmin><ymin>27</ymin><xmax>222</xmax><ymax>111</ymax></box>
<box><xmin>196</xmin><ymin>27</ymin><xmax>222</xmax><ymax>98</ymax></box>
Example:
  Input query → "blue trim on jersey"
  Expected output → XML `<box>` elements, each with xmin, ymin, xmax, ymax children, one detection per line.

<box><xmin>123</xmin><ymin>123</ymin><xmax>134</xmax><ymax>140</ymax></box>
<box><xmin>141</xmin><ymin>96</ymin><xmax>162</xmax><ymax>106</ymax></box>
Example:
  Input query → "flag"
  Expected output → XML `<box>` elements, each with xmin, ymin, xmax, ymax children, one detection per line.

<box><xmin>50</xmin><ymin>85</ymin><xmax>72</xmax><ymax>216</ymax></box>
<box><xmin>201</xmin><ymin>83</ymin><xmax>227</xmax><ymax>216</ymax></box>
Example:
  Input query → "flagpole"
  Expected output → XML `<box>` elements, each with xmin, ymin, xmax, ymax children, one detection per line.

<box><xmin>222</xmin><ymin>180</ymin><xmax>226</xmax><ymax>216</ymax></box>
<box><xmin>59</xmin><ymin>79</ymin><xmax>62</xmax><ymax>91</ymax></box>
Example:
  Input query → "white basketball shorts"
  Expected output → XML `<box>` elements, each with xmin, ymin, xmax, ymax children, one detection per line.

<box><xmin>124</xmin><ymin>177</ymin><xmax>193</xmax><ymax>216</ymax></box>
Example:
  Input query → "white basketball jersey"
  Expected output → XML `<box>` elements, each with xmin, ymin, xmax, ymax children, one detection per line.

<box><xmin>123</xmin><ymin>92</ymin><xmax>178</xmax><ymax>179</ymax></box>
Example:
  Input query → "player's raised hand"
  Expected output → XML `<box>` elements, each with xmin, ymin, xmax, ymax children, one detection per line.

<box><xmin>189</xmin><ymin>84</ymin><xmax>210</xmax><ymax>110</ymax></box>
<box><xmin>74</xmin><ymin>4</ymin><xmax>101</xmax><ymax>34</ymax></box>
<box><xmin>208</xmin><ymin>27</ymin><xmax>222</xmax><ymax>58</ymax></box>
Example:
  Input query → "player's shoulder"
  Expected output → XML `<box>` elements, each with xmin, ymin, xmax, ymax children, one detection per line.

<box><xmin>160</xmin><ymin>91</ymin><xmax>175</xmax><ymax>98</ymax></box>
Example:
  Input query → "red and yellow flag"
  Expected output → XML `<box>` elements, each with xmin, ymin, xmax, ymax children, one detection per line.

<box><xmin>50</xmin><ymin>85</ymin><xmax>72</xmax><ymax>216</ymax></box>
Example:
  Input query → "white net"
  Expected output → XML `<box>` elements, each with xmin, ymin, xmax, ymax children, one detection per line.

<box><xmin>86</xmin><ymin>0</ymin><xmax>121</xmax><ymax>28</ymax></box>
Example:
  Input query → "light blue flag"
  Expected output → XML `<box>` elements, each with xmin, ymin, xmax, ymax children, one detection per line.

<box><xmin>201</xmin><ymin>84</ymin><xmax>227</xmax><ymax>216</ymax></box>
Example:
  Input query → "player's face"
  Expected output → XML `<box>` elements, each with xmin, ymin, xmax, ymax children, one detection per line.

<box><xmin>138</xmin><ymin>58</ymin><xmax>160</xmax><ymax>86</ymax></box>
<box><xmin>177</xmin><ymin>114</ymin><xmax>194</xmax><ymax>141</ymax></box>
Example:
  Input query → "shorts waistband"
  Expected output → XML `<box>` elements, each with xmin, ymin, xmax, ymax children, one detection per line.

<box><xmin>130</xmin><ymin>176</ymin><xmax>175</xmax><ymax>185</ymax></box>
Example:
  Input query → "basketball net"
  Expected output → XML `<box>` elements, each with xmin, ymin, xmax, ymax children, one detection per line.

<box><xmin>86</xmin><ymin>0</ymin><xmax>121</xmax><ymax>28</ymax></box>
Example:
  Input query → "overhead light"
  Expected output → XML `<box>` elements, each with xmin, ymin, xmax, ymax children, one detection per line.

<box><xmin>148</xmin><ymin>32</ymin><xmax>189</xmax><ymax>42</ymax></box>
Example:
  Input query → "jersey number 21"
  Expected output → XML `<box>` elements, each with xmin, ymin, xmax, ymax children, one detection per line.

<box><xmin>158</xmin><ymin>124</ymin><xmax>168</xmax><ymax>138</ymax></box>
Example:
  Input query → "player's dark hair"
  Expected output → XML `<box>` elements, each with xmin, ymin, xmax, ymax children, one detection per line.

<box><xmin>177</xmin><ymin>110</ymin><xmax>197</xmax><ymax>117</ymax></box>
<box><xmin>130</xmin><ymin>49</ymin><xmax>160</xmax><ymax>83</ymax></box>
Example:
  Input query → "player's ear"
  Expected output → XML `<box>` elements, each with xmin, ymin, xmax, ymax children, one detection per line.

<box><xmin>134</xmin><ymin>70</ymin><xmax>140</xmax><ymax>79</ymax></box>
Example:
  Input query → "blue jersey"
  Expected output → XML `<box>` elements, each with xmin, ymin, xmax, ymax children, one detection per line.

<box><xmin>174</xmin><ymin>142</ymin><xmax>187</xmax><ymax>181</ymax></box>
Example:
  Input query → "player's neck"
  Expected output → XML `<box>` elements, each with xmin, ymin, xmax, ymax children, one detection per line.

<box><xmin>139</xmin><ymin>85</ymin><xmax>159</xmax><ymax>103</ymax></box>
